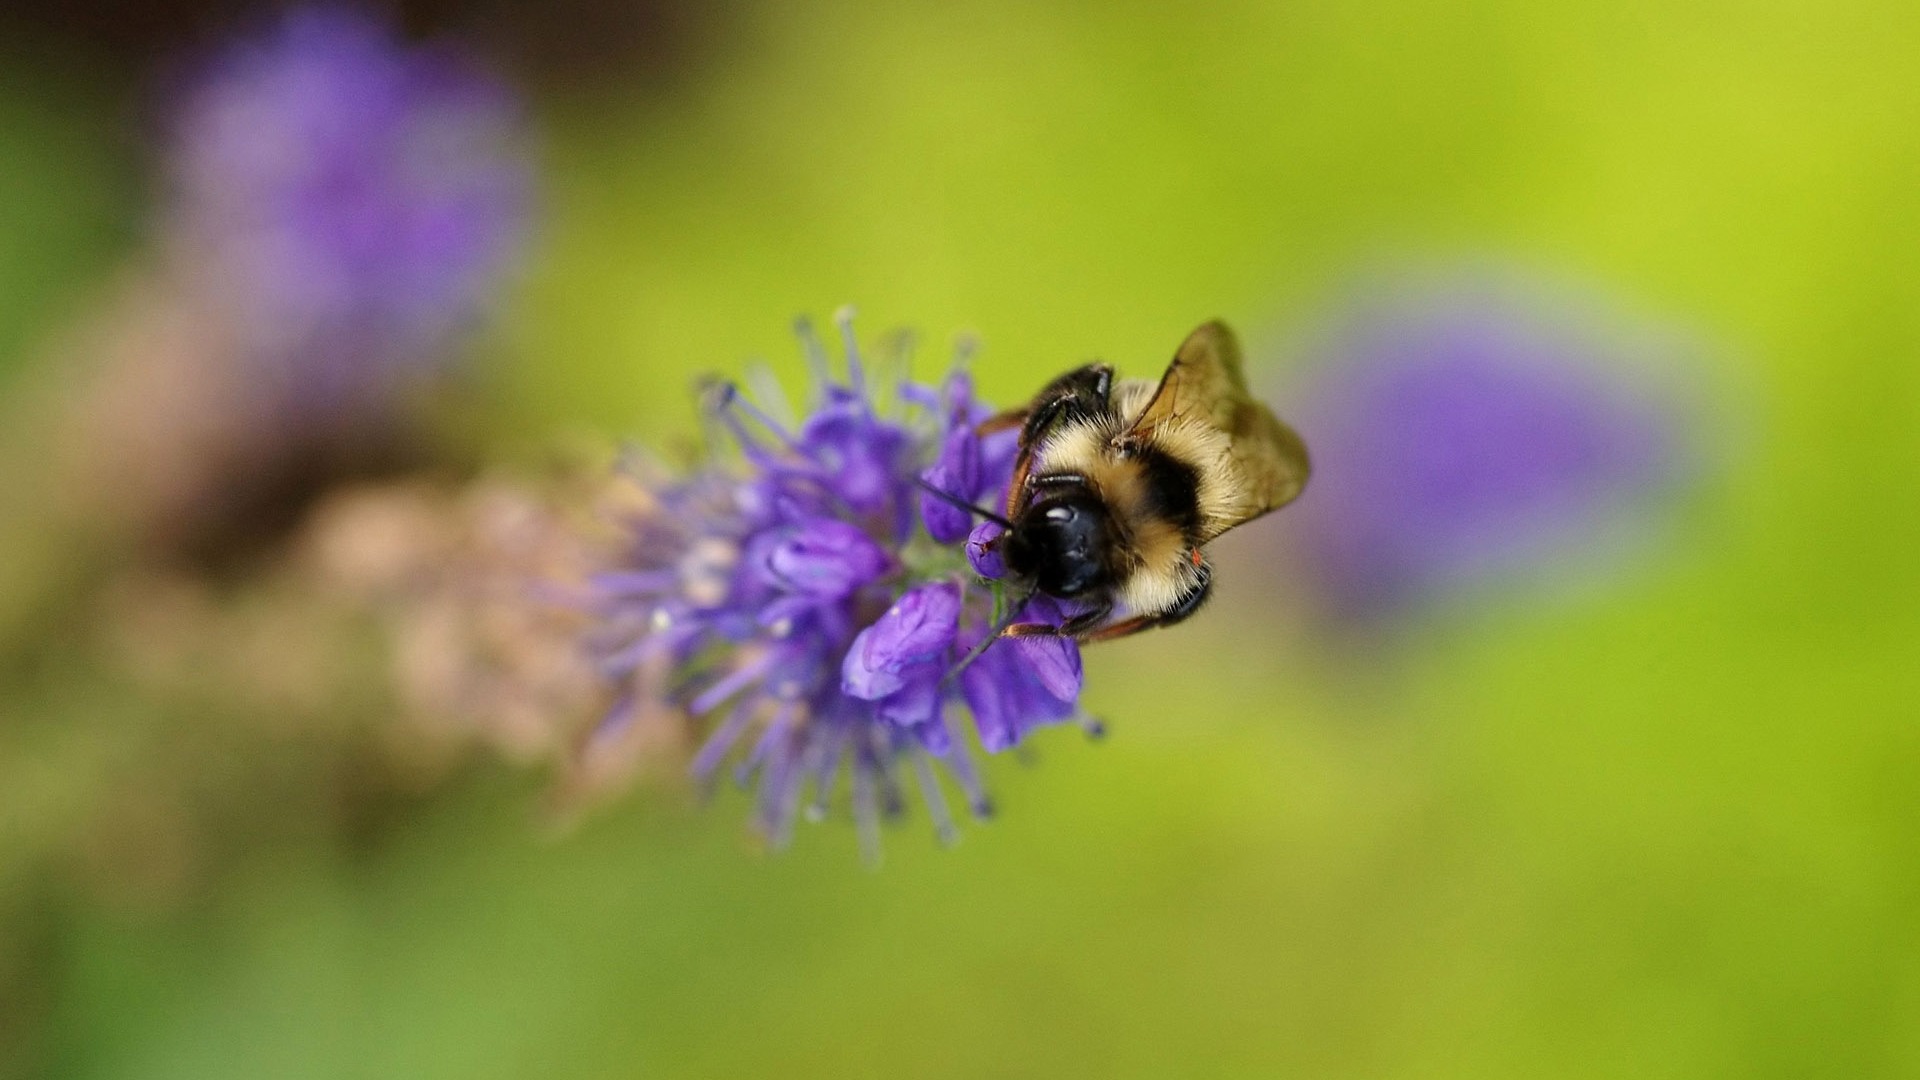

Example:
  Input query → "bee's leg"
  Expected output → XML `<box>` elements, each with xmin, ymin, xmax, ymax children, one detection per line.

<box><xmin>997</xmin><ymin>364</ymin><xmax>1114</xmax><ymax>516</ymax></box>
<box><xmin>1057</xmin><ymin>599</ymin><xmax>1114</xmax><ymax>637</ymax></box>
<box><xmin>1024</xmin><ymin>364</ymin><xmax>1113</xmax><ymax>437</ymax></box>
<box><xmin>976</xmin><ymin>408</ymin><xmax>1027</xmax><ymax>436</ymax></box>
<box><xmin>1029</xmin><ymin>473</ymin><xmax>1087</xmax><ymax>491</ymax></box>
<box><xmin>999</xmin><ymin>595</ymin><xmax>1112</xmax><ymax>640</ymax></box>
<box><xmin>983</xmin><ymin>364</ymin><xmax>1113</xmax><ymax>440</ymax></box>
<box><xmin>1072</xmin><ymin>615</ymin><xmax>1158</xmax><ymax>643</ymax></box>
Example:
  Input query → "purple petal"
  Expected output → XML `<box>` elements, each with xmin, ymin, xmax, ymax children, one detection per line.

<box><xmin>874</xmin><ymin>672</ymin><xmax>941</xmax><ymax>727</ymax></box>
<box><xmin>966</xmin><ymin>521</ymin><xmax>1007</xmax><ymax>579</ymax></box>
<box><xmin>910</xmin><ymin>712</ymin><xmax>954</xmax><ymax>756</ymax></box>
<box><xmin>941</xmin><ymin>369</ymin><xmax>978</xmax><ymax>422</ymax></box>
<box><xmin>1012</xmin><ymin>634</ymin><xmax>1082</xmax><ymax>702</ymax></box>
<box><xmin>978</xmin><ymin>428</ymin><xmax>1021</xmax><ymax>497</ymax></box>
<box><xmin>919</xmin><ymin>426</ymin><xmax>981</xmax><ymax>544</ymax></box>
<box><xmin>841</xmin><ymin>582</ymin><xmax>961</xmax><ymax>699</ymax></box>
<box><xmin>799</xmin><ymin>404</ymin><xmax>912</xmax><ymax>516</ymax></box>
<box><xmin>957</xmin><ymin>649</ymin><xmax>1018</xmax><ymax>751</ymax></box>
<box><xmin>761</xmin><ymin>519</ymin><xmax>891</xmax><ymax>599</ymax></box>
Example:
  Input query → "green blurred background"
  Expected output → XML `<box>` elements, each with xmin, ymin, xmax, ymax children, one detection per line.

<box><xmin>5</xmin><ymin>0</ymin><xmax>1919</xmax><ymax>1076</ymax></box>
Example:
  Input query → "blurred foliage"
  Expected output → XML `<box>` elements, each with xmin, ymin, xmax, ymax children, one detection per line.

<box><xmin>0</xmin><ymin>47</ymin><xmax>135</xmax><ymax>393</ymax></box>
<box><xmin>0</xmin><ymin>0</ymin><xmax>720</xmax><ymax>92</ymax></box>
<box><xmin>5</xmin><ymin>0</ymin><xmax>1920</xmax><ymax>1077</ymax></box>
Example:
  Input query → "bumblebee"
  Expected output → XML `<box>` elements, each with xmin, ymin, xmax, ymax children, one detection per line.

<box><xmin>971</xmin><ymin>320</ymin><xmax>1309</xmax><ymax>642</ymax></box>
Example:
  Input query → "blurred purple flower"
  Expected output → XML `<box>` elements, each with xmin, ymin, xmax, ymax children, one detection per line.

<box><xmin>585</xmin><ymin>313</ymin><xmax>1095</xmax><ymax>856</ymax></box>
<box><xmin>1286</xmin><ymin>282</ymin><xmax>1691</xmax><ymax>625</ymax></box>
<box><xmin>166</xmin><ymin>7</ymin><xmax>532</xmax><ymax>415</ymax></box>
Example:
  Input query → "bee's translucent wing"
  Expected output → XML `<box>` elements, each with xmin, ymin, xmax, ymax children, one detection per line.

<box><xmin>1125</xmin><ymin>320</ymin><xmax>1311</xmax><ymax>539</ymax></box>
<box><xmin>1212</xmin><ymin>391</ymin><xmax>1311</xmax><ymax>540</ymax></box>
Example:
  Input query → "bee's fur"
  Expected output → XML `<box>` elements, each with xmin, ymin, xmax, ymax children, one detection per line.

<box><xmin>1030</xmin><ymin>379</ymin><xmax>1245</xmax><ymax>618</ymax></box>
<box><xmin>990</xmin><ymin>321</ymin><xmax>1308</xmax><ymax>643</ymax></box>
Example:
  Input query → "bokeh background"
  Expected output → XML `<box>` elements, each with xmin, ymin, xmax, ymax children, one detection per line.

<box><xmin>4</xmin><ymin>1</ymin><xmax>1918</xmax><ymax>1077</ymax></box>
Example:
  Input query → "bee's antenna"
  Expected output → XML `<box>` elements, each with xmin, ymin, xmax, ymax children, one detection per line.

<box><xmin>914</xmin><ymin>478</ymin><xmax>1014</xmax><ymax>530</ymax></box>
<box><xmin>941</xmin><ymin>588</ymin><xmax>1037</xmax><ymax>686</ymax></box>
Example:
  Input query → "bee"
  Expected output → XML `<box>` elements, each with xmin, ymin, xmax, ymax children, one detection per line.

<box><xmin>943</xmin><ymin>320</ymin><xmax>1310</xmax><ymax>644</ymax></box>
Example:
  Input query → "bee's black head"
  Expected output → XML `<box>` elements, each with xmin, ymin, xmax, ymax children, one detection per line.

<box><xmin>1003</xmin><ymin>489</ymin><xmax>1114</xmax><ymax>598</ymax></box>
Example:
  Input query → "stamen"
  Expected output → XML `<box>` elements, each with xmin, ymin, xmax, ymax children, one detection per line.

<box><xmin>852</xmin><ymin>749</ymin><xmax>882</xmax><ymax>867</ymax></box>
<box><xmin>912</xmin><ymin>753</ymin><xmax>958</xmax><ymax>846</ymax></box>
<box><xmin>724</xmin><ymin>383</ymin><xmax>802</xmax><ymax>447</ymax></box>
<box><xmin>596</xmin><ymin>633</ymin><xmax>659</xmax><ymax>678</ymax></box>
<box><xmin>805</xmin><ymin>723</ymin><xmax>846</xmax><ymax>822</ymax></box>
<box><xmin>589</xmin><ymin>570</ymin><xmax>678</xmax><ymax>598</ymax></box>
<box><xmin>950</xmin><ymin>331</ymin><xmax>980</xmax><ymax>371</ymax></box>
<box><xmin>758</xmin><ymin>725</ymin><xmax>808</xmax><ymax>848</ymax></box>
<box><xmin>896</xmin><ymin>382</ymin><xmax>941</xmax><ymax>413</ymax></box>
<box><xmin>582</xmin><ymin>694</ymin><xmax>636</xmax><ymax>753</ymax></box>
<box><xmin>744</xmin><ymin>360</ymin><xmax>797</xmax><ymax>430</ymax></box>
<box><xmin>834</xmin><ymin>305</ymin><xmax>865</xmax><ymax>396</ymax></box>
<box><xmin>869</xmin><ymin>727</ymin><xmax>905</xmax><ymax>819</ymax></box>
<box><xmin>691</xmin><ymin>699</ymin><xmax>756</xmax><ymax>783</ymax></box>
<box><xmin>940</xmin><ymin>739</ymin><xmax>995</xmax><ymax>820</ymax></box>
<box><xmin>689</xmin><ymin>653</ymin><xmax>775</xmax><ymax>716</ymax></box>
<box><xmin>793</xmin><ymin>315</ymin><xmax>831</xmax><ymax>393</ymax></box>
<box><xmin>871</xmin><ymin>327</ymin><xmax>914</xmax><ymax>415</ymax></box>
<box><xmin>704</xmin><ymin>379</ymin><xmax>796</xmax><ymax>468</ymax></box>
<box><xmin>765</xmin><ymin>470</ymin><xmax>859</xmax><ymax>519</ymax></box>
<box><xmin>735</xmin><ymin>701</ymin><xmax>796</xmax><ymax>787</ymax></box>
<box><xmin>597</xmin><ymin>619</ymin><xmax>702</xmax><ymax>678</ymax></box>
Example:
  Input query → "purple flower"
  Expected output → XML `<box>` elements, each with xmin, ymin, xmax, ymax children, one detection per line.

<box><xmin>1284</xmin><ymin>280</ymin><xmax>1692</xmax><ymax>624</ymax></box>
<box><xmin>842</xmin><ymin>583</ymin><xmax>961</xmax><ymax>699</ymax></box>
<box><xmin>960</xmin><ymin>596</ymin><xmax>1086</xmax><ymax>751</ymax></box>
<box><xmin>919</xmin><ymin>370</ymin><xmax>1020</xmax><ymax>544</ymax></box>
<box><xmin>760</xmin><ymin>520</ymin><xmax>892</xmax><ymax>600</ymax></box>
<box><xmin>585</xmin><ymin>312</ymin><xmax>1097</xmax><ymax>856</ymax></box>
<box><xmin>966</xmin><ymin>520</ymin><xmax>1008</xmax><ymax>578</ymax></box>
<box><xmin>920</xmin><ymin>428</ymin><xmax>982</xmax><ymax>544</ymax></box>
<box><xmin>166</xmin><ymin>7</ymin><xmax>532</xmax><ymax>416</ymax></box>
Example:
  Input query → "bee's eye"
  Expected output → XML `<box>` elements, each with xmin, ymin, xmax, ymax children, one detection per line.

<box><xmin>1023</xmin><ymin>496</ymin><xmax>1108</xmax><ymax>597</ymax></box>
